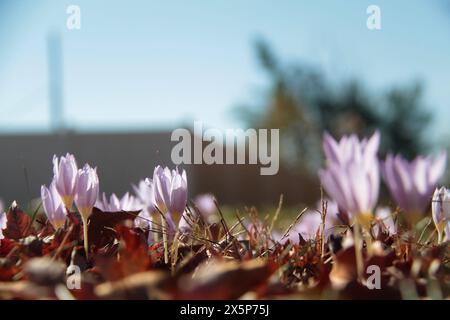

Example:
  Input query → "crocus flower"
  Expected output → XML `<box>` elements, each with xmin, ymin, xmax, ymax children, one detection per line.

<box><xmin>133</xmin><ymin>209</ymin><xmax>157</xmax><ymax>245</ymax></box>
<box><xmin>97</xmin><ymin>192</ymin><xmax>142</xmax><ymax>212</ymax></box>
<box><xmin>283</xmin><ymin>200</ymin><xmax>338</xmax><ymax>242</ymax></box>
<box><xmin>373</xmin><ymin>207</ymin><xmax>396</xmax><ymax>237</ymax></box>
<box><xmin>193</xmin><ymin>193</ymin><xmax>217</xmax><ymax>217</ymax></box>
<box><xmin>177</xmin><ymin>210</ymin><xmax>195</xmax><ymax>234</ymax></box>
<box><xmin>432</xmin><ymin>187</ymin><xmax>450</xmax><ymax>243</ymax></box>
<box><xmin>133</xmin><ymin>179</ymin><xmax>157</xmax><ymax>214</ymax></box>
<box><xmin>240</xmin><ymin>219</ymin><xmax>285</xmax><ymax>246</ymax></box>
<box><xmin>152</xmin><ymin>166</ymin><xmax>188</xmax><ymax>223</ymax></box>
<box><xmin>134</xmin><ymin>208</ymin><xmax>154</xmax><ymax>231</ymax></box>
<box><xmin>0</xmin><ymin>211</ymin><xmax>7</xmax><ymax>240</ymax></box>
<box><xmin>132</xmin><ymin>179</ymin><xmax>162</xmax><ymax>243</ymax></box>
<box><xmin>381</xmin><ymin>153</ymin><xmax>446</xmax><ymax>217</ymax></box>
<box><xmin>291</xmin><ymin>212</ymin><xmax>322</xmax><ymax>241</ymax></box>
<box><xmin>74</xmin><ymin>164</ymin><xmax>99</xmax><ymax>257</ymax></box>
<box><xmin>74</xmin><ymin>164</ymin><xmax>99</xmax><ymax>220</ymax></box>
<box><xmin>117</xmin><ymin>192</ymin><xmax>142</xmax><ymax>211</ymax></box>
<box><xmin>319</xmin><ymin>131</ymin><xmax>380</xmax><ymax>225</ymax></box>
<box><xmin>96</xmin><ymin>193</ymin><xmax>120</xmax><ymax>212</ymax></box>
<box><xmin>170</xmin><ymin>208</ymin><xmax>210</xmax><ymax>236</ymax></box>
<box><xmin>41</xmin><ymin>181</ymin><xmax>67</xmax><ymax>229</ymax></box>
<box><xmin>52</xmin><ymin>153</ymin><xmax>78</xmax><ymax>209</ymax></box>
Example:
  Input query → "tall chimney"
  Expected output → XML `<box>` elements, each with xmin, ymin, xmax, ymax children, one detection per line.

<box><xmin>47</xmin><ymin>32</ymin><xmax>64</xmax><ymax>132</ymax></box>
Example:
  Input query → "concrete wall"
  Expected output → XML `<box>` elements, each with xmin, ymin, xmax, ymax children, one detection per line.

<box><xmin>0</xmin><ymin>131</ymin><xmax>319</xmax><ymax>207</ymax></box>
<box><xmin>0</xmin><ymin>131</ymin><xmax>177</xmax><ymax>205</ymax></box>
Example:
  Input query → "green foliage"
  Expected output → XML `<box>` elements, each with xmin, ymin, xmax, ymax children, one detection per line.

<box><xmin>236</xmin><ymin>39</ymin><xmax>432</xmax><ymax>170</ymax></box>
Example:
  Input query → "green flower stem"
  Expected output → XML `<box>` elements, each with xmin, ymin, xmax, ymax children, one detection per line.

<box><xmin>353</xmin><ymin>221</ymin><xmax>364</xmax><ymax>282</ymax></box>
<box><xmin>81</xmin><ymin>215</ymin><xmax>89</xmax><ymax>259</ymax></box>
<box><xmin>161</xmin><ymin>214</ymin><xmax>169</xmax><ymax>264</ymax></box>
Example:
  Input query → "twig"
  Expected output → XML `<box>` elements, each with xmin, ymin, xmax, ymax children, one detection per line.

<box><xmin>269</xmin><ymin>194</ymin><xmax>283</xmax><ymax>234</ymax></box>
<box><xmin>170</xmin><ymin>230</ymin><xmax>181</xmax><ymax>273</ymax></box>
<box><xmin>214</xmin><ymin>200</ymin><xmax>242</xmax><ymax>260</ymax></box>
<box><xmin>51</xmin><ymin>224</ymin><xmax>74</xmax><ymax>261</ymax></box>
<box><xmin>258</xmin><ymin>207</ymin><xmax>308</xmax><ymax>257</ymax></box>
<box><xmin>24</xmin><ymin>202</ymin><xmax>42</xmax><ymax>236</ymax></box>
<box><xmin>214</xmin><ymin>199</ymin><xmax>230</xmax><ymax>244</ymax></box>
<box><xmin>279</xmin><ymin>207</ymin><xmax>309</xmax><ymax>242</ymax></box>
<box><xmin>418</xmin><ymin>217</ymin><xmax>432</xmax><ymax>245</ymax></box>
<box><xmin>320</xmin><ymin>191</ymin><xmax>327</xmax><ymax>261</ymax></box>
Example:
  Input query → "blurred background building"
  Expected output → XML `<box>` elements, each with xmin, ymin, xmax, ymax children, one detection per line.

<box><xmin>0</xmin><ymin>0</ymin><xmax>449</xmax><ymax>207</ymax></box>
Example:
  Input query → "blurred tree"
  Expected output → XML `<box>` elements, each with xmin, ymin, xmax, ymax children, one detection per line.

<box><xmin>236</xmin><ymin>39</ymin><xmax>432</xmax><ymax>172</ymax></box>
<box><xmin>380</xmin><ymin>84</ymin><xmax>431</xmax><ymax>159</ymax></box>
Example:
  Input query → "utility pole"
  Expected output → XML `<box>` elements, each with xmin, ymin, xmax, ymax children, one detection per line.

<box><xmin>47</xmin><ymin>32</ymin><xmax>65</xmax><ymax>132</ymax></box>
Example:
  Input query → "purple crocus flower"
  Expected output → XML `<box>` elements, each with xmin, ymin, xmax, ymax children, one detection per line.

<box><xmin>0</xmin><ymin>211</ymin><xmax>7</xmax><ymax>240</ymax></box>
<box><xmin>74</xmin><ymin>164</ymin><xmax>99</xmax><ymax>220</ymax></box>
<box><xmin>152</xmin><ymin>166</ymin><xmax>188</xmax><ymax>223</ymax></box>
<box><xmin>134</xmin><ymin>209</ymin><xmax>157</xmax><ymax>245</ymax></box>
<box><xmin>97</xmin><ymin>192</ymin><xmax>142</xmax><ymax>212</ymax></box>
<box><xmin>432</xmin><ymin>187</ymin><xmax>450</xmax><ymax>243</ymax></box>
<box><xmin>373</xmin><ymin>207</ymin><xmax>396</xmax><ymax>237</ymax></box>
<box><xmin>52</xmin><ymin>153</ymin><xmax>78</xmax><ymax>209</ymax></box>
<box><xmin>96</xmin><ymin>193</ymin><xmax>120</xmax><ymax>212</ymax></box>
<box><xmin>0</xmin><ymin>199</ymin><xmax>5</xmax><ymax>240</ymax></box>
<box><xmin>319</xmin><ymin>131</ymin><xmax>380</xmax><ymax>222</ymax></box>
<box><xmin>176</xmin><ymin>194</ymin><xmax>217</xmax><ymax>233</ymax></box>
<box><xmin>41</xmin><ymin>181</ymin><xmax>67</xmax><ymax>230</ymax></box>
<box><xmin>283</xmin><ymin>200</ymin><xmax>338</xmax><ymax>243</ymax></box>
<box><xmin>118</xmin><ymin>192</ymin><xmax>142</xmax><ymax>211</ymax></box>
<box><xmin>132</xmin><ymin>179</ymin><xmax>161</xmax><ymax>243</ymax></box>
<box><xmin>194</xmin><ymin>193</ymin><xmax>217</xmax><ymax>217</ymax></box>
<box><xmin>176</xmin><ymin>210</ymin><xmax>195</xmax><ymax>234</ymax></box>
<box><xmin>381</xmin><ymin>152</ymin><xmax>446</xmax><ymax>215</ymax></box>
<box><xmin>133</xmin><ymin>179</ymin><xmax>157</xmax><ymax>215</ymax></box>
<box><xmin>291</xmin><ymin>212</ymin><xmax>322</xmax><ymax>241</ymax></box>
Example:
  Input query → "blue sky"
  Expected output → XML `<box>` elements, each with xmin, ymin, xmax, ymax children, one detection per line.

<box><xmin>1</xmin><ymin>0</ymin><xmax>450</xmax><ymax>142</ymax></box>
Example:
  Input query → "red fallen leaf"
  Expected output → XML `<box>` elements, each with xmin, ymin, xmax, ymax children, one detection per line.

<box><xmin>22</xmin><ymin>257</ymin><xmax>66</xmax><ymax>286</ymax></box>
<box><xmin>94</xmin><ymin>270</ymin><xmax>174</xmax><ymax>299</ymax></box>
<box><xmin>0</xmin><ymin>281</ymin><xmax>58</xmax><ymax>300</ymax></box>
<box><xmin>38</xmin><ymin>221</ymin><xmax>56</xmax><ymax>238</ymax></box>
<box><xmin>365</xmin><ymin>249</ymin><xmax>396</xmax><ymax>271</ymax></box>
<box><xmin>3</xmin><ymin>202</ymin><xmax>31</xmax><ymax>240</ymax></box>
<box><xmin>0</xmin><ymin>257</ymin><xmax>20</xmax><ymax>281</ymax></box>
<box><xmin>116</xmin><ymin>225</ymin><xmax>151</xmax><ymax>274</ymax></box>
<box><xmin>0</xmin><ymin>238</ymin><xmax>16</xmax><ymax>257</ymax></box>
<box><xmin>69</xmin><ymin>270</ymin><xmax>100</xmax><ymax>300</ymax></box>
<box><xmin>22</xmin><ymin>236</ymin><xmax>45</xmax><ymax>258</ymax></box>
<box><xmin>176</xmin><ymin>259</ymin><xmax>278</xmax><ymax>300</ymax></box>
<box><xmin>258</xmin><ymin>280</ymin><xmax>296</xmax><ymax>298</ymax></box>
<box><xmin>393</xmin><ymin>258</ymin><xmax>413</xmax><ymax>277</ymax></box>
<box><xmin>340</xmin><ymin>280</ymin><xmax>401</xmax><ymax>300</ymax></box>
<box><xmin>175</xmin><ymin>246</ymin><xmax>208</xmax><ymax>275</ymax></box>
<box><xmin>329</xmin><ymin>245</ymin><xmax>358</xmax><ymax>289</ymax></box>
<box><xmin>41</xmin><ymin>228</ymin><xmax>78</xmax><ymax>261</ymax></box>
<box><xmin>87</xmin><ymin>207</ymin><xmax>140</xmax><ymax>248</ymax></box>
<box><xmin>94</xmin><ymin>226</ymin><xmax>151</xmax><ymax>281</ymax></box>
<box><xmin>148</xmin><ymin>243</ymin><xmax>165</xmax><ymax>263</ymax></box>
<box><xmin>67</xmin><ymin>210</ymin><xmax>81</xmax><ymax>226</ymax></box>
<box><xmin>67</xmin><ymin>246</ymin><xmax>90</xmax><ymax>273</ymax></box>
